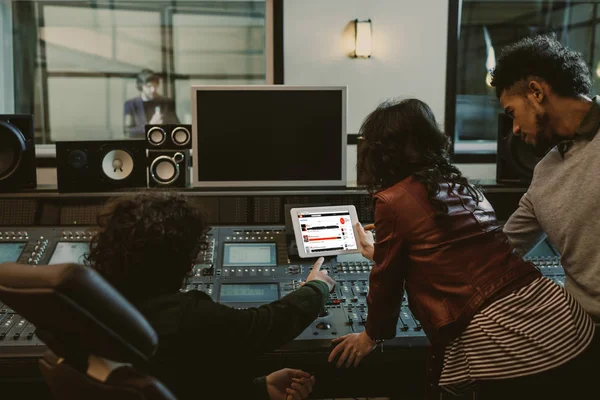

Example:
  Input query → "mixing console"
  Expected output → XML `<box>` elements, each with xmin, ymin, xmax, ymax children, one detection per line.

<box><xmin>0</xmin><ymin>226</ymin><xmax>565</xmax><ymax>358</ymax></box>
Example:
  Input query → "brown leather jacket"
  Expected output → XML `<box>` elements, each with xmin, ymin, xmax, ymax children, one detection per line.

<box><xmin>365</xmin><ymin>176</ymin><xmax>541</xmax><ymax>348</ymax></box>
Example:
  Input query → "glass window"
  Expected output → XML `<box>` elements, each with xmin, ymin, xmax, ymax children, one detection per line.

<box><xmin>7</xmin><ymin>0</ymin><xmax>269</xmax><ymax>147</ymax></box>
<box><xmin>450</xmin><ymin>0</ymin><xmax>600</xmax><ymax>159</ymax></box>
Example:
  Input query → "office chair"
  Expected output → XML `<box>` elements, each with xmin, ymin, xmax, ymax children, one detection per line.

<box><xmin>0</xmin><ymin>262</ymin><xmax>176</xmax><ymax>400</ymax></box>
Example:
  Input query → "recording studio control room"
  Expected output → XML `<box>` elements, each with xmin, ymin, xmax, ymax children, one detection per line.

<box><xmin>1</xmin><ymin>1</ymin><xmax>599</xmax><ymax>400</ymax></box>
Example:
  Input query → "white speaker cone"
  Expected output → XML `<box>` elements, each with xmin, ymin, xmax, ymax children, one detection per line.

<box><xmin>150</xmin><ymin>153</ymin><xmax>183</xmax><ymax>185</ymax></box>
<box><xmin>147</xmin><ymin>127</ymin><xmax>166</xmax><ymax>146</ymax></box>
<box><xmin>171</xmin><ymin>127</ymin><xmax>190</xmax><ymax>146</ymax></box>
<box><xmin>101</xmin><ymin>149</ymin><xmax>134</xmax><ymax>181</ymax></box>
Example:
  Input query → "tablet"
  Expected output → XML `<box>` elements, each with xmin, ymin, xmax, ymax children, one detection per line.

<box><xmin>290</xmin><ymin>205</ymin><xmax>361</xmax><ymax>258</ymax></box>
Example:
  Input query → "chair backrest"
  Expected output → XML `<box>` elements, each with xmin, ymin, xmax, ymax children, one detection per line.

<box><xmin>0</xmin><ymin>262</ymin><xmax>176</xmax><ymax>400</ymax></box>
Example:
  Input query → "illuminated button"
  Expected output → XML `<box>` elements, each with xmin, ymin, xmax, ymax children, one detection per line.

<box><xmin>332</xmin><ymin>299</ymin><xmax>341</xmax><ymax>305</ymax></box>
<box><xmin>226</xmin><ymin>237</ymin><xmax>231</xmax><ymax>240</ymax></box>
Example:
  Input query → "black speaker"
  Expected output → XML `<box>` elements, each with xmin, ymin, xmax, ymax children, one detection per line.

<box><xmin>496</xmin><ymin>114</ymin><xmax>543</xmax><ymax>185</ymax></box>
<box><xmin>145</xmin><ymin>124</ymin><xmax>192</xmax><ymax>149</ymax></box>
<box><xmin>0</xmin><ymin>114</ymin><xmax>36</xmax><ymax>192</ymax></box>
<box><xmin>356</xmin><ymin>136</ymin><xmax>367</xmax><ymax>187</ymax></box>
<box><xmin>56</xmin><ymin>140</ymin><xmax>147</xmax><ymax>193</ymax></box>
<box><xmin>147</xmin><ymin>149</ymin><xmax>191</xmax><ymax>188</ymax></box>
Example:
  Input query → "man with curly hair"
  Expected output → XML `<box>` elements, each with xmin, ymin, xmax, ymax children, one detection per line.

<box><xmin>486</xmin><ymin>33</ymin><xmax>599</xmax><ymax>398</ymax></box>
<box><xmin>86</xmin><ymin>192</ymin><xmax>336</xmax><ymax>400</ymax></box>
<box><xmin>491</xmin><ymin>34</ymin><xmax>600</xmax><ymax>323</ymax></box>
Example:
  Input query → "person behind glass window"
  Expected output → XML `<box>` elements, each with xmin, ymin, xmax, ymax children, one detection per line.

<box><xmin>123</xmin><ymin>69</ymin><xmax>180</xmax><ymax>138</ymax></box>
<box><xmin>85</xmin><ymin>192</ymin><xmax>335</xmax><ymax>400</ymax></box>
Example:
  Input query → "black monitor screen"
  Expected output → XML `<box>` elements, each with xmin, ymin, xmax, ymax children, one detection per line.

<box><xmin>194</xmin><ymin>88</ymin><xmax>344</xmax><ymax>185</ymax></box>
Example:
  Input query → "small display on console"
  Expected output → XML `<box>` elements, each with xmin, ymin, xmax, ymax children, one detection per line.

<box><xmin>0</xmin><ymin>243</ymin><xmax>26</xmax><ymax>263</ymax></box>
<box><xmin>290</xmin><ymin>205</ymin><xmax>360</xmax><ymax>258</ymax></box>
<box><xmin>222</xmin><ymin>243</ymin><xmax>277</xmax><ymax>267</ymax></box>
<box><xmin>49</xmin><ymin>242</ymin><xmax>90</xmax><ymax>265</ymax></box>
<box><xmin>219</xmin><ymin>283</ymin><xmax>279</xmax><ymax>303</ymax></box>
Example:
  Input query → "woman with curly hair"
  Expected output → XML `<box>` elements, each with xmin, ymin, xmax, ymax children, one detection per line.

<box><xmin>327</xmin><ymin>99</ymin><xmax>595</xmax><ymax>399</ymax></box>
<box><xmin>86</xmin><ymin>192</ymin><xmax>335</xmax><ymax>400</ymax></box>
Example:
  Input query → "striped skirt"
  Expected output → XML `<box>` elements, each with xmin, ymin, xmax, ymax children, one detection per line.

<box><xmin>438</xmin><ymin>277</ymin><xmax>595</xmax><ymax>395</ymax></box>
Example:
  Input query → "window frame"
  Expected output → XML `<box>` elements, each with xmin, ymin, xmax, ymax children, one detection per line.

<box><xmin>6</xmin><ymin>0</ymin><xmax>283</xmax><ymax>164</ymax></box>
<box><xmin>446</xmin><ymin>0</ymin><xmax>600</xmax><ymax>164</ymax></box>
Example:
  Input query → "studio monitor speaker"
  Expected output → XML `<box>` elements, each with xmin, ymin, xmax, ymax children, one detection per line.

<box><xmin>145</xmin><ymin>124</ymin><xmax>192</xmax><ymax>149</ymax></box>
<box><xmin>496</xmin><ymin>114</ymin><xmax>543</xmax><ymax>185</ymax></box>
<box><xmin>356</xmin><ymin>136</ymin><xmax>367</xmax><ymax>187</ymax></box>
<box><xmin>0</xmin><ymin>114</ymin><xmax>36</xmax><ymax>192</ymax></box>
<box><xmin>56</xmin><ymin>140</ymin><xmax>147</xmax><ymax>192</ymax></box>
<box><xmin>147</xmin><ymin>149</ymin><xmax>191</xmax><ymax>188</ymax></box>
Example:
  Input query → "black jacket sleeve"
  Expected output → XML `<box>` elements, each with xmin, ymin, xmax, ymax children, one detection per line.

<box><xmin>182</xmin><ymin>281</ymin><xmax>329</xmax><ymax>356</ymax></box>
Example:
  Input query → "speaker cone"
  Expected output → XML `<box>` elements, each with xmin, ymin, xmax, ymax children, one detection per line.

<box><xmin>67</xmin><ymin>149</ymin><xmax>88</xmax><ymax>169</ymax></box>
<box><xmin>171</xmin><ymin>127</ymin><xmax>191</xmax><ymax>146</ymax></box>
<box><xmin>150</xmin><ymin>152</ymin><xmax>184</xmax><ymax>185</ymax></box>
<box><xmin>101</xmin><ymin>149</ymin><xmax>134</xmax><ymax>181</ymax></box>
<box><xmin>147</xmin><ymin>126</ymin><xmax>166</xmax><ymax>146</ymax></box>
<box><xmin>0</xmin><ymin>121</ymin><xmax>26</xmax><ymax>181</ymax></box>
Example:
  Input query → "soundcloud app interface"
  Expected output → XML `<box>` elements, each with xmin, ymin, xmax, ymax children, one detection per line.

<box><xmin>298</xmin><ymin>211</ymin><xmax>357</xmax><ymax>254</ymax></box>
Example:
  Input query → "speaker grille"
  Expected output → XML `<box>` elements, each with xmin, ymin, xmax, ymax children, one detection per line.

<box><xmin>60</xmin><ymin>204</ymin><xmax>103</xmax><ymax>225</ymax></box>
<box><xmin>0</xmin><ymin>199</ymin><xmax>37</xmax><ymax>225</ymax></box>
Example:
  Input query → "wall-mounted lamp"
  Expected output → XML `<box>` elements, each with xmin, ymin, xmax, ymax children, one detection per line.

<box><xmin>351</xmin><ymin>19</ymin><xmax>372</xmax><ymax>58</ymax></box>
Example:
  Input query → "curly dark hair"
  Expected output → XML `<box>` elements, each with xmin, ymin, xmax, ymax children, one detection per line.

<box><xmin>85</xmin><ymin>192</ymin><xmax>207</xmax><ymax>303</ymax></box>
<box><xmin>490</xmin><ymin>34</ymin><xmax>592</xmax><ymax>98</ymax></box>
<box><xmin>358</xmin><ymin>98</ymin><xmax>482</xmax><ymax>214</ymax></box>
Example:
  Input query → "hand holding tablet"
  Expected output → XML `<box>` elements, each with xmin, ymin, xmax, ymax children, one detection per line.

<box><xmin>290</xmin><ymin>205</ymin><xmax>361</xmax><ymax>258</ymax></box>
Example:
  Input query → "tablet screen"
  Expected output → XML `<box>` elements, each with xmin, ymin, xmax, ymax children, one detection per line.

<box><xmin>297</xmin><ymin>210</ymin><xmax>358</xmax><ymax>255</ymax></box>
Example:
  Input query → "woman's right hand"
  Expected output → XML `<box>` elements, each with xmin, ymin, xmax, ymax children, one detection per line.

<box><xmin>355</xmin><ymin>223</ymin><xmax>375</xmax><ymax>262</ymax></box>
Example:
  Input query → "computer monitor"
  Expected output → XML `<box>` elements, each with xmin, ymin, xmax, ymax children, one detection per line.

<box><xmin>191</xmin><ymin>85</ymin><xmax>347</xmax><ymax>188</ymax></box>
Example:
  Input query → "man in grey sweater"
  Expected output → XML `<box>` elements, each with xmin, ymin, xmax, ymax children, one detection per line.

<box><xmin>490</xmin><ymin>34</ymin><xmax>600</xmax><ymax>323</ymax></box>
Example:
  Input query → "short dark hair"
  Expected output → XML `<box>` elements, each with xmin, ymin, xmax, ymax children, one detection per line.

<box><xmin>490</xmin><ymin>34</ymin><xmax>592</xmax><ymax>98</ymax></box>
<box><xmin>136</xmin><ymin>69</ymin><xmax>160</xmax><ymax>91</ymax></box>
<box><xmin>85</xmin><ymin>193</ymin><xmax>207</xmax><ymax>303</ymax></box>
